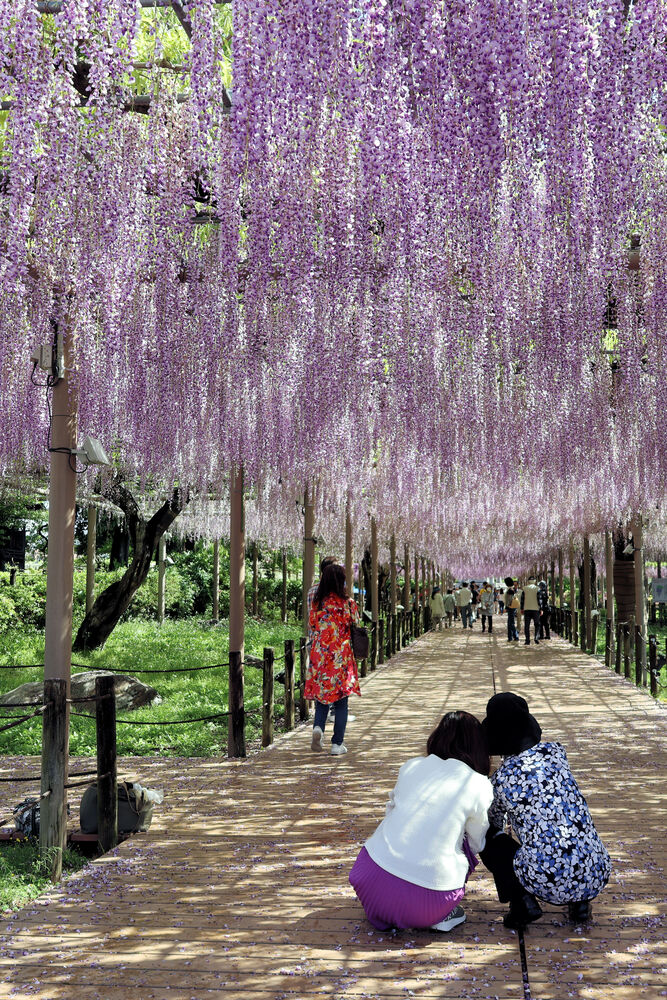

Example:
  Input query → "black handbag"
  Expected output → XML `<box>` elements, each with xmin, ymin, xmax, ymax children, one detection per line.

<box><xmin>350</xmin><ymin>621</ymin><xmax>369</xmax><ymax>660</ymax></box>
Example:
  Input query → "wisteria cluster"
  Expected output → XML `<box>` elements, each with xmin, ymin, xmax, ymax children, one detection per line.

<box><xmin>0</xmin><ymin>0</ymin><xmax>666</xmax><ymax>574</ymax></box>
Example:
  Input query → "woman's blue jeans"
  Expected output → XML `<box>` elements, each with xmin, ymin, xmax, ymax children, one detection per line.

<box><xmin>314</xmin><ymin>697</ymin><xmax>348</xmax><ymax>746</ymax></box>
<box><xmin>507</xmin><ymin>609</ymin><xmax>519</xmax><ymax>640</ymax></box>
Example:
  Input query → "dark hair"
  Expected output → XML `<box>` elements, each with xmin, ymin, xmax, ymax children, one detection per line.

<box><xmin>426</xmin><ymin>711</ymin><xmax>489</xmax><ymax>776</ymax></box>
<box><xmin>313</xmin><ymin>563</ymin><xmax>348</xmax><ymax>608</ymax></box>
<box><xmin>319</xmin><ymin>555</ymin><xmax>337</xmax><ymax>574</ymax></box>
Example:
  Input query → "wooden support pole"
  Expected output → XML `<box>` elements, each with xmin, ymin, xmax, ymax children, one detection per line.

<box><xmin>95</xmin><ymin>673</ymin><xmax>117</xmax><ymax>854</ymax></box>
<box><xmin>378</xmin><ymin>617</ymin><xmax>385</xmax><ymax>666</ymax></box>
<box><xmin>86</xmin><ymin>504</ymin><xmax>96</xmax><ymax>613</ymax></box>
<box><xmin>42</xmin><ymin>316</ymin><xmax>77</xmax><ymax>879</ymax></box>
<box><xmin>631</xmin><ymin>516</ymin><xmax>647</xmax><ymax>682</ymax></box>
<box><xmin>558</xmin><ymin>547</ymin><xmax>564</xmax><ymax>609</ymax></box>
<box><xmin>252</xmin><ymin>541</ymin><xmax>259</xmax><ymax>617</ymax></box>
<box><xmin>370</xmin><ymin>518</ymin><xmax>379</xmax><ymax>624</ymax></box>
<box><xmin>40</xmin><ymin>679</ymin><xmax>68</xmax><ymax>880</ymax></box>
<box><xmin>583</xmin><ymin>535</ymin><xmax>592</xmax><ymax>652</ymax></box>
<box><xmin>228</xmin><ymin>466</ymin><xmax>246</xmax><ymax>757</ymax></box>
<box><xmin>345</xmin><ymin>506</ymin><xmax>353</xmax><ymax>598</ymax></box>
<box><xmin>605</xmin><ymin>530</ymin><xmax>614</xmax><ymax>666</ymax></box>
<box><xmin>212</xmin><ymin>539</ymin><xmax>220</xmax><ymax>622</ymax></box>
<box><xmin>284</xmin><ymin>640</ymin><xmax>295</xmax><ymax>731</ymax></box>
<box><xmin>389</xmin><ymin>535</ymin><xmax>397</xmax><ymax>655</ymax></box>
<box><xmin>623</xmin><ymin>622</ymin><xmax>631</xmax><ymax>679</ymax></box>
<box><xmin>298</xmin><ymin>637</ymin><xmax>309</xmax><ymax>720</ymax></box>
<box><xmin>615</xmin><ymin>621</ymin><xmax>622</xmax><ymax>674</ymax></box>
<box><xmin>157</xmin><ymin>535</ymin><xmax>166</xmax><ymax>625</ymax></box>
<box><xmin>281</xmin><ymin>548</ymin><xmax>288</xmax><ymax>623</ymax></box>
<box><xmin>403</xmin><ymin>544</ymin><xmax>410</xmax><ymax>616</ymax></box>
<box><xmin>649</xmin><ymin>634</ymin><xmax>658</xmax><ymax>698</ymax></box>
<box><xmin>302</xmin><ymin>486</ymin><xmax>315</xmax><ymax>638</ymax></box>
<box><xmin>569</xmin><ymin>541</ymin><xmax>576</xmax><ymax>644</ymax></box>
<box><xmin>262</xmin><ymin>647</ymin><xmax>274</xmax><ymax>747</ymax></box>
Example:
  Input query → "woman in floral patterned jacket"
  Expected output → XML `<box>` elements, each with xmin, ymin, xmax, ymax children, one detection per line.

<box><xmin>305</xmin><ymin>562</ymin><xmax>361</xmax><ymax>756</ymax></box>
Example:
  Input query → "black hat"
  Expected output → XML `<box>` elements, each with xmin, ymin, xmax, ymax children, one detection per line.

<box><xmin>482</xmin><ymin>692</ymin><xmax>542</xmax><ymax>756</ymax></box>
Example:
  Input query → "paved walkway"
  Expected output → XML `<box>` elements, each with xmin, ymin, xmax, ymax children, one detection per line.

<box><xmin>1</xmin><ymin>628</ymin><xmax>666</xmax><ymax>999</ymax></box>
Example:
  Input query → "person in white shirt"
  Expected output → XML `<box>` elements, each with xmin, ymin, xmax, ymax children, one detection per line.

<box><xmin>456</xmin><ymin>582</ymin><xmax>473</xmax><ymax>629</ymax></box>
<box><xmin>520</xmin><ymin>576</ymin><xmax>540</xmax><ymax>645</ymax></box>
<box><xmin>349</xmin><ymin>711</ymin><xmax>493</xmax><ymax>932</ymax></box>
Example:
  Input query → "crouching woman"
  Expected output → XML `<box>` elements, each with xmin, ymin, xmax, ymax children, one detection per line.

<box><xmin>349</xmin><ymin>711</ymin><xmax>493</xmax><ymax>932</ymax></box>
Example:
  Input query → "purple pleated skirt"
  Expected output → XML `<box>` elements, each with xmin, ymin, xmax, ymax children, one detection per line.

<box><xmin>349</xmin><ymin>844</ymin><xmax>476</xmax><ymax>931</ymax></box>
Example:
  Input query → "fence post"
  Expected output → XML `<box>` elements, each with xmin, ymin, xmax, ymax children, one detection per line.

<box><xmin>228</xmin><ymin>651</ymin><xmax>246</xmax><ymax>757</ymax></box>
<box><xmin>634</xmin><ymin>626</ymin><xmax>643</xmax><ymax>687</ymax></box>
<box><xmin>40</xmin><ymin>678</ymin><xmax>68</xmax><ymax>881</ymax></box>
<box><xmin>298</xmin><ymin>638</ymin><xmax>309</xmax><ymax>721</ymax></box>
<box><xmin>284</xmin><ymin>640</ymin><xmax>295</xmax><ymax>731</ymax></box>
<box><xmin>378</xmin><ymin>618</ymin><xmax>385</xmax><ymax>665</ymax></box>
<box><xmin>623</xmin><ymin>622</ymin><xmax>631</xmax><ymax>679</ymax></box>
<box><xmin>591</xmin><ymin>613</ymin><xmax>599</xmax><ymax>656</ymax></box>
<box><xmin>579</xmin><ymin>609</ymin><xmax>586</xmax><ymax>652</ymax></box>
<box><xmin>605</xmin><ymin>619</ymin><xmax>611</xmax><ymax>668</ymax></box>
<box><xmin>370</xmin><ymin>621</ymin><xmax>377</xmax><ymax>671</ymax></box>
<box><xmin>95</xmin><ymin>674</ymin><xmax>117</xmax><ymax>853</ymax></box>
<box><xmin>262</xmin><ymin>647</ymin><xmax>274</xmax><ymax>747</ymax></box>
<box><xmin>615</xmin><ymin>622</ymin><xmax>622</xmax><ymax>673</ymax></box>
<box><xmin>649</xmin><ymin>634</ymin><xmax>658</xmax><ymax>698</ymax></box>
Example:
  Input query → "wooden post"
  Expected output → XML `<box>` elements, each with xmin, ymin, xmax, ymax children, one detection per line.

<box><xmin>389</xmin><ymin>535</ymin><xmax>397</xmax><ymax>655</ymax></box>
<box><xmin>345</xmin><ymin>506</ymin><xmax>353</xmax><ymax>598</ymax></box>
<box><xmin>403</xmin><ymin>544</ymin><xmax>410</xmax><ymax>616</ymax></box>
<box><xmin>583</xmin><ymin>535</ymin><xmax>592</xmax><ymax>652</ymax></box>
<box><xmin>414</xmin><ymin>555</ymin><xmax>420</xmax><ymax>636</ymax></box>
<box><xmin>558</xmin><ymin>547</ymin><xmax>564</xmax><ymax>609</ymax></box>
<box><xmin>262</xmin><ymin>647</ymin><xmax>274</xmax><ymax>747</ymax></box>
<box><xmin>634</xmin><ymin>625</ymin><xmax>643</xmax><ymax>687</ymax></box>
<box><xmin>95</xmin><ymin>674</ymin><xmax>117</xmax><ymax>854</ymax></box>
<box><xmin>40</xmin><ymin>679</ymin><xmax>68</xmax><ymax>880</ymax></box>
<box><xmin>298</xmin><ymin>637</ymin><xmax>309</xmax><ymax>721</ymax></box>
<box><xmin>370</xmin><ymin>517</ymin><xmax>378</xmax><ymax>623</ymax></box>
<box><xmin>421</xmin><ymin>557</ymin><xmax>427</xmax><ymax>632</ymax></box>
<box><xmin>284</xmin><ymin>639</ymin><xmax>295</xmax><ymax>731</ymax></box>
<box><xmin>378</xmin><ymin>617</ymin><xmax>385</xmax><ymax>665</ymax></box>
<box><xmin>86</xmin><ymin>504</ymin><xmax>96</xmax><ymax>613</ymax></box>
<box><xmin>281</xmin><ymin>548</ymin><xmax>288</xmax><ymax>623</ymax></box>
<box><xmin>579</xmin><ymin>609</ymin><xmax>586</xmax><ymax>652</ymax></box>
<box><xmin>569</xmin><ymin>541</ymin><xmax>576</xmax><ymax>644</ymax></box>
<box><xmin>649</xmin><ymin>634</ymin><xmax>658</xmax><ymax>698</ymax></box>
<box><xmin>228</xmin><ymin>466</ymin><xmax>246</xmax><ymax>758</ymax></box>
<box><xmin>623</xmin><ymin>622</ymin><xmax>631</xmax><ymax>679</ymax></box>
<box><xmin>42</xmin><ymin>316</ymin><xmax>77</xmax><ymax>879</ymax></box>
<box><xmin>157</xmin><ymin>535</ymin><xmax>166</xmax><ymax>625</ymax></box>
<box><xmin>550</xmin><ymin>558</ymin><xmax>555</xmax><ymax>606</ymax></box>
<box><xmin>631</xmin><ymin>516</ymin><xmax>647</xmax><ymax>684</ymax></box>
<box><xmin>302</xmin><ymin>487</ymin><xmax>315</xmax><ymax>638</ymax></box>
<box><xmin>605</xmin><ymin>530</ymin><xmax>614</xmax><ymax>667</ymax></box>
<box><xmin>252</xmin><ymin>541</ymin><xmax>259</xmax><ymax>617</ymax></box>
<box><xmin>212</xmin><ymin>539</ymin><xmax>220</xmax><ymax>622</ymax></box>
<box><xmin>615</xmin><ymin>621</ymin><xmax>622</xmax><ymax>674</ymax></box>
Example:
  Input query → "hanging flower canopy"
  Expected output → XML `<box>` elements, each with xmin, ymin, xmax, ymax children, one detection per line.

<box><xmin>0</xmin><ymin>0</ymin><xmax>666</xmax><ymax>573</ymax></box>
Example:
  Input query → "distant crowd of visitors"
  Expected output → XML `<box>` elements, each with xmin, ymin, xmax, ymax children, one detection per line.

<box><xmin>303</xmin><ymin>555</ymin><xmax>609</xmax><ymax>936</ymax></box>
<box><xmin>429</xmin><ymin>576</ymin><xmax>551</xmax><ymax>645</ymax></box>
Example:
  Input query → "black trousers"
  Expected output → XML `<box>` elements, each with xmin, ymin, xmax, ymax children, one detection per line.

<box><xmin>479</xmin><ymin>828</ymin><xmax>525</xmax><ymax>903</ymax></box>
<box><xmin>523</xmin><ymin>609</ymin><xmax>540</xmax><ymax>642</ymax></box>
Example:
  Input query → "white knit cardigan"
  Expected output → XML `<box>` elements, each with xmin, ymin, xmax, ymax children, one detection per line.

<box><xmin>364</xmin><ymin>755</ymin><xmax>493</xmax><ymax>891</ymax></box>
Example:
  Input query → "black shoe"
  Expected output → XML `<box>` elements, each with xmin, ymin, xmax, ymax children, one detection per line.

<box><xmin>535</xmin><ymin>639</ymin><xmax>540</xmax><ymax>644</ymax></box>
<box><xmin>503</xmin><ymin>893</ymin><xmax>543</xmax><ymax>929</ymax></box>
<box><xmin>567</xmin><ymin>901</ymin><xmax>592</xmax><ymax>924</ymax></box>
<box><xmin>524</xmin><ymin>641</ymin><xmax>530</xmax><ymax>645</ymax></box>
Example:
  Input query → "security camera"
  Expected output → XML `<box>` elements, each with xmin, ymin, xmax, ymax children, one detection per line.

<box><xmin>74</xmin><ymin>436</ymin><xmax>111</xmax><ymax>467</ymax></box>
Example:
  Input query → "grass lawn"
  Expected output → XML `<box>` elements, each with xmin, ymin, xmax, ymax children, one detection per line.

<box><xmin>0</xmin><ymin>842</ymin><xmax>87</xmax><ymax>912</ymax></box>
<box><xmin>0</xmin><ymin>616</ymin><xmax>302</xmax><ymax>756</ymax></box>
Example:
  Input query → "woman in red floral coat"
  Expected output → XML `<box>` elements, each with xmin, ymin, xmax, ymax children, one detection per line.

<box><xmin>305</xmin><ymin>563</ymin><xmax>361</xmax><ymax>756</ymax></box>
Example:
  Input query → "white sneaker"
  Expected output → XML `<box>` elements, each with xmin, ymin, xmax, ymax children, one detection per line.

<box><xmin>311</xmin><ymin>726</ymin><xmax>323</xmax><ymax>752</ymax></box>
<box><xmin>330</xmin><ymin>743</ymin><xmax>347</xmax><ymax>756</ymax></box>
<box><xmin>431</xmin><ymin>906</ymin><xmax>466</xmax><ymax>932</ymax></box>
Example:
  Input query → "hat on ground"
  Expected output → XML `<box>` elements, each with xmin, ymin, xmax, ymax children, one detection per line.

<box><xmin>482</xmin><ymin>692</ymin><xmax>542</xmax><ymax>757</ymax></box>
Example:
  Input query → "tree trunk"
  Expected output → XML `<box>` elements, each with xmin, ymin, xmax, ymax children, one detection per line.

<box><xmin>73</xmin><ymin>482</ymin><xmax>186</xmax><ymax>651</ymax></box>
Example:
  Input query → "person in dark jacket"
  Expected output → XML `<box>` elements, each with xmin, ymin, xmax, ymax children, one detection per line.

<box><xmin>537</xmin><ymin>580</ymin><xmax>551</xmax><ymax>639</ymax></box>
<box><xmin>479</xmin><ymin>693</ymin><xmax>610</xmax><ymax>929</ymax></box>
